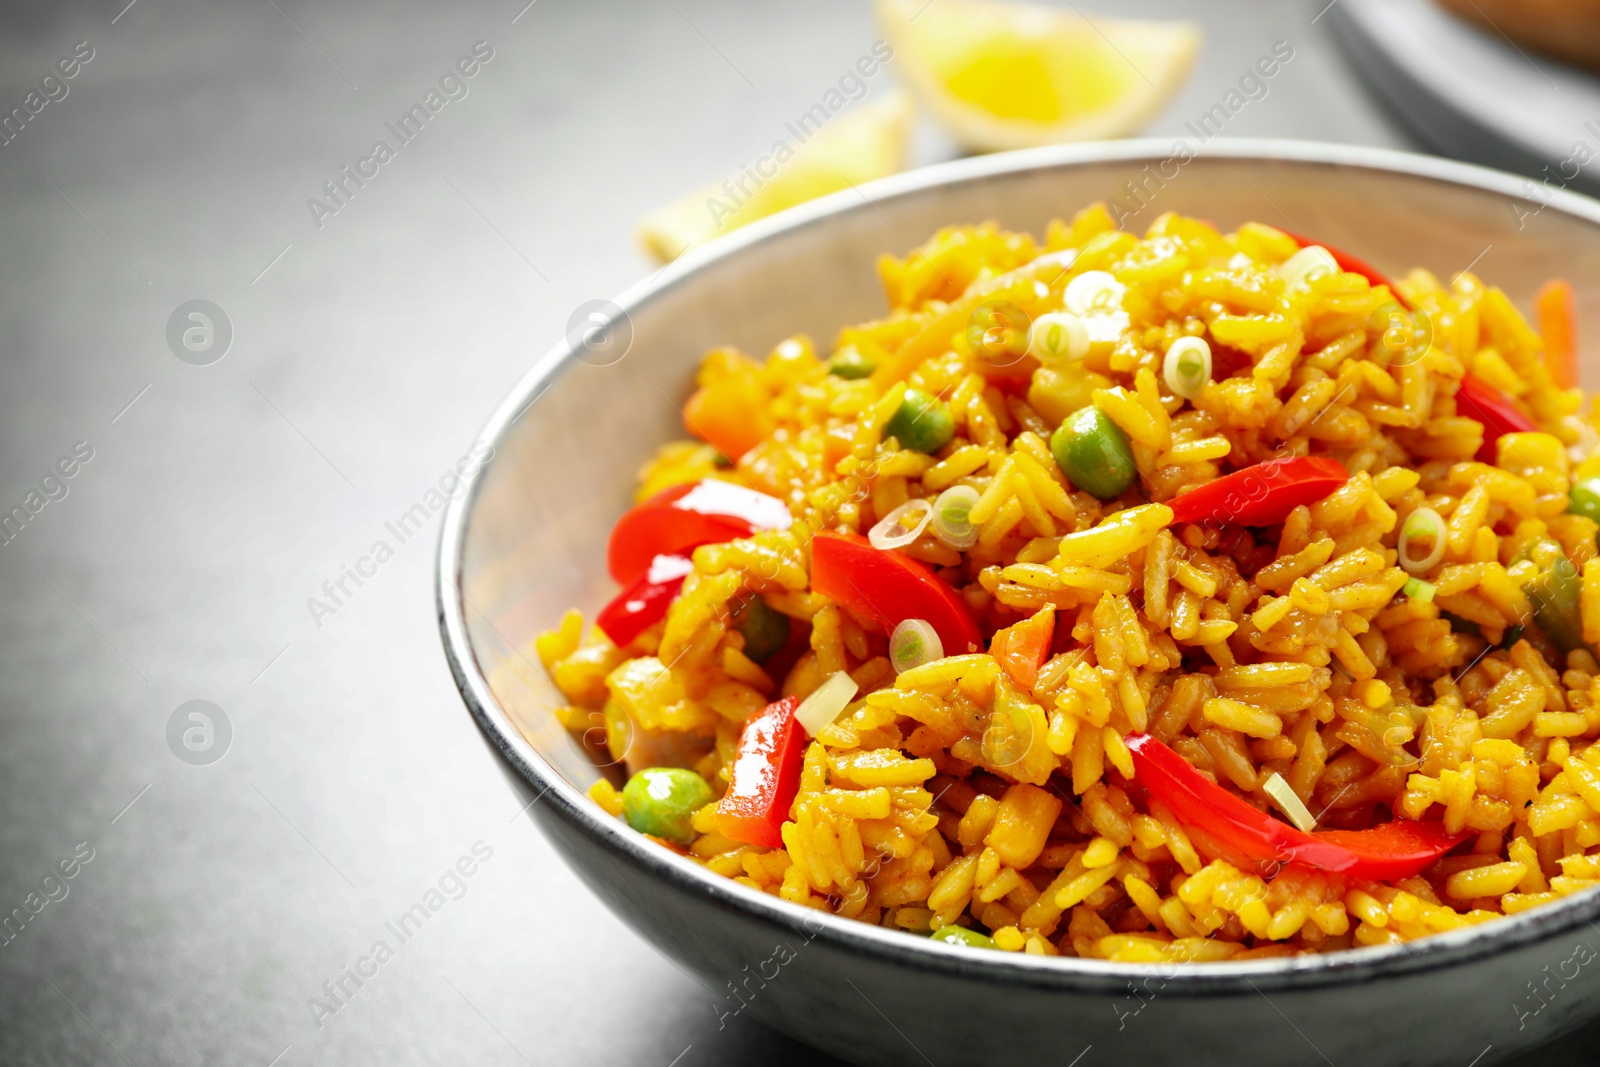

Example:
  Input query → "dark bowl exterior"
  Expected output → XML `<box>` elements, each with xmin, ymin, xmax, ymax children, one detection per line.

<box><xmin>440</xmin><ymin>140</ymin><xmax>1600</xmax><ymax>1066</ymax></box>
<box><xmin>527</xmin><ymin>784</ymin><xmax>1600</xmax><ymax>1066</ymax></box>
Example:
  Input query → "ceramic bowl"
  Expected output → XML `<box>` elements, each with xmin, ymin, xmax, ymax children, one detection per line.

<box><xmin>439</xmin><ymin>140</ymin><xmax>1600</xmax><ymax>1067</ymax></box>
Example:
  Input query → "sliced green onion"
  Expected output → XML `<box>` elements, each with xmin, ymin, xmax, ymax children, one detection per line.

<box><xmin>890</xmin><ymin>618</ymin><xmax>943</xmax><ymax>675</ymax></box>
<box><xmin>1398</xmin><ymin>506</ymin><xmax>1446</xmax><ymax>574</ymax></box>
<box><xmin>1262</xmin><ymin>771</ymin><xmax>1317</xmax><ymax>833</ymax></box>
<box><xmin>794</xmin><ymin>671</ymin><xmax>859</xmax><ymax>737</ymax></box>
<box><xmin>1403</xmin><ymin>577</ymin><xmax>1437</xmax><ymax>603</ymax></box>
<box><xmin>868</xmin><ymin>498</ymin><xmax>934</xmax><ymax>551</ymax></box>
<box><xmin>932</xmin><ymin>485</ymin><xmax>980</xmax><ymax>550</ymax></box>
<box><xmin>1064</xmin><ymin>270</ymin><xmax>1126</xmax><ymax>316</ymax></box>
<box><xmin>1279</xmin><ymin>245</ymin><xmax>1339</xmax><ymax>289</ymax></box>
<box><xmin>1026</xmin><ymin>312</ymin><xmax>1089</xmax><ymax>366</ymax></box>
<box><xmin>1162</xmin><ymin>335</ymin><xmax>1212</xmax><ymax>399</ymax></box>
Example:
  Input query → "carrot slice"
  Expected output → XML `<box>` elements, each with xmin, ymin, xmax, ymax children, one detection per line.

<box><xmin>683</xmin><ymin>380</ymin><xmax>774</xmax><ymax>462</ymax></box>
<box><xmin>1536</xmin><ymin>278</ymin><xmax>1577</xmax><ymax>389</ymax></box>
<box><xmin>990</xmin><ymin>605</ymin><xmax>1055</xmax><ymax>691</ymax></box>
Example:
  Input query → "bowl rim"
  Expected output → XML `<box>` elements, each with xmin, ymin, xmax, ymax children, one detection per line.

<box><xmin>438</xmin><ymin>137</ymin><xmax>1600</xmax><ymax>992</ymax></box>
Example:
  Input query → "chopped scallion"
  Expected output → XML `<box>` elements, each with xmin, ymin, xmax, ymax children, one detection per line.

<box><xmin>1162</xmin><ymin>335</ymin><xmax>1212</xmax><ymax>399</ymax></box>
<box><xmin>1063</xmin><ymin>270</ymin><xmax>1126</xmax><ymax>316</ymax></box>
<box><xmin>1262</xmin><ymin>771</ymin><xmax>1317</xmax><ymax>833</ymax></box>
<box><xmin>1027</xmin><ymin>312</ymin><xmax>1090</xmax><ymax>366</ymax></box>
<box><xmin>1279</xmin><ymin>245</ymin><xmax>1339</xmax><ymax>289</ymax></box>
<box><xmin>890</xmin><ymin>618</ymin><xmax>943</xmax><ymax>675</ymax></box>
<box><xmin>1403</xmin><ymin>577</ymin><xmax>1437</xmax><ymax>603</ymax></box>
<box><xmin>932</xmin><ymin>485</ymin><xmax>980</xmax><ymax>550</ymax></box>
<box><xmin>1398</xmin><ymin>506</ymin><xmax>1446</xmax><ymax>574</ymax></box>
<box><xmin>868</xmin><ymin>498</ymin><xmax>934</xmax><ymax>551</ymax></box>
<box><xmin>794</xmin><ymin>671</ymin><xmax>860</xmax><ymax>737</ymax></box>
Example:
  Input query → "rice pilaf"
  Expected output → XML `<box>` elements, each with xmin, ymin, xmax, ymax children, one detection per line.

<box><xmin>527</xmin><ymin>204</ymin><xmax>1600</xmax><ymax>963</ymax></box>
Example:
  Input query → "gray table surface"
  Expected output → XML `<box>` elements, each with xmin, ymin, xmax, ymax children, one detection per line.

<box><xmin>0</xmin><ymin>1</ymin><xmax>1593</xmax><ymax>1064</ymax></box>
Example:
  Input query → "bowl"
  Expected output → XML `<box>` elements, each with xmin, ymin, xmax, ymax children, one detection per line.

<box><xmin>438</xmin><ymin>140</ymin><xmax>1600</xmax><ymax>1067</ymax></box>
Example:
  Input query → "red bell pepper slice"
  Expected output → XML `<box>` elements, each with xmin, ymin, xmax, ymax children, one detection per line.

<box><xmin>1168</xmin><ymin>456</ymin><xmax>1349</xmax><ymax>528</ymax></box>
<box><xmin>1127</xmin><ymin>734</ymin><xmax>1467</xmax><ymax>881</ymax></box>
<box><xmin>607</xmin><ymin>479</ymin><xmax>792</xmax><ymax>586</ymax></box>
<box><xmin>1457</xmin><ymin>372</ymin><xmax>1539</xmax><ymax>464</ymax></box>
<box><xmin>1287</xmin><ymin>233</ymin><xmax>1410</xmax><ymax>310</ymax></box>
<box><xmin>715</xmin><ymin>695</ymin><xmax>805</xmax><ymax>848</ymax></box>
<box><xmin>990</xmin><ymin>605</ymin><xmax>1055</xmax><ymax>690</ymax></box>
<box><xmin>595</xmin><ymin>554</ymin><xmax>695</xmax><ymax>647</ymax></box>
<box><xmin>811</xmin><ymin>531</ymin><xmax>982</xmax><ymax>654</ymax></box>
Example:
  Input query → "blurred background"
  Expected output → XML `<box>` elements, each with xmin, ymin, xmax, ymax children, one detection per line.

<box><xmin>1</xmin><ymin>0</ymin><xmax>1597</xmax><ymax>1064</ymax></box>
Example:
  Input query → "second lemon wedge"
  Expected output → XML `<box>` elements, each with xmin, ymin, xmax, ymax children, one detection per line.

<box><xmin>877</xmin><ymin>0</ymin><xmax>1199</xmax><ymax>152</ymax></box>
<box><xmin>638</xmin><ymin>90</ymin><xmax>914</xmax><ymax>264</ymax></box>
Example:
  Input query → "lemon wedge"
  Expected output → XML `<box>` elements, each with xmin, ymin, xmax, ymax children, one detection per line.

<box><xmin>877</xmin><ymin>0</ymin><xmax>1199</xmax><ymax>152</ymax></box>
<box><xmin>637</xmin><ymin>90</ymin><xmax>914</xmax><ymax>264</ymax></box>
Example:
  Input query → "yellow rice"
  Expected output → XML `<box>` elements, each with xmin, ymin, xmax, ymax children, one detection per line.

<box><xmin>522</xmin><ymin>205</ymin><xmax>1600</xmax><ymax>963</ymax></box>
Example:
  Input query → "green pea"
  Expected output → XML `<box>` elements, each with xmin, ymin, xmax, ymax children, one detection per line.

<box><xmin>929</xmin><ymin>925</ymin><xmax>994</xmax><ymax>949</ymax></box>
<box><xmin>620</xmin><ymin>768</ymin><xmax>714</xmax><ymax>844</ymax></box>
<box><xmin>731</xmin><ymin>595</ymin><xmax>790</xmax><ymax>663</ymax></box>
<box><xmin>1050</xmin><ymin>406</ymin><xmax>1137</xmax><ymax>500</ymax></box>
<box><xmin>1570</xmin><ymin>477</ymin><xmax>1600</xmax><ymax>524</ymax></box>
<box><xmin>830</xmin><ymin>347</ymin><xmax>877</xmax><ymax>380</ymax></box>
<box><xmin>884</xmin><ymin>388</ymin><xmax>955</xmax><ymax>454</ymax></box>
